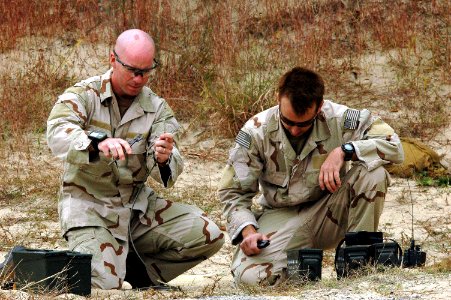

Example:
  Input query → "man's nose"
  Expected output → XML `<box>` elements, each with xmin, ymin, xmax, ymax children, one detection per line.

<box><xmin>132</xmin><ymin>74</ymin><xmax>146</xmax><ymax>83</ymax></box>
<box><xmin>290</xmin><ymin>126</ymin><xmax>303</xmax><ymax>136</ymax></box>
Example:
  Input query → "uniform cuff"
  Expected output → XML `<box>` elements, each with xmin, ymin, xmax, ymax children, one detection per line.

<box><xmin>231</xmin><ymin>221</ymin><xmax>259</xmax><ymax>245</ymax></box>
<box><xmin>66</xmin><ymin>134</ymin><xmax>91</xmax><ymax>165</ymax></box>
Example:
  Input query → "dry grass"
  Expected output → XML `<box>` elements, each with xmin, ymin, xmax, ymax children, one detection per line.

<box><xmin>0</xmin><ymin>0</ymin><xmax>450</xmax><ymax>299</ymax></box>
<box><xmin>0</xmin><ymin>0</ymin><xmax>449</xmax><ymax>138</ymax></box>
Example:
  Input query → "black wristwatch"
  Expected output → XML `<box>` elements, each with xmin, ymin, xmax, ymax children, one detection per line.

<box><xmin>87</xmin><ymin>130</ymin><xmax>107</xmax><ymax>151</ymax></box>
<box><xmin>341</xmin><ymin>142</ymin><xmax>355</xmax><ymax>161</ymax></box>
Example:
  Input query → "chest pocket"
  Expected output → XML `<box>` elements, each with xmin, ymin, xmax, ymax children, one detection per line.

<box><xmin>305</xmin><ymin>170</ymin><xmax>320</xmax><ymax>187</ymax></box>
<box><xmin>123</xmin><ymin>139</ymin><xmax>148</xmax><ymax>182</ymax></box>
<box><xmin>304</xmin><ymin>154</ymin><xmax>328</xmax><ymax>187</ymax></box>
<box><xmin>261</xmin><ymin>171</ymin><xmax>289</xmax><ymax>187</ymax></box>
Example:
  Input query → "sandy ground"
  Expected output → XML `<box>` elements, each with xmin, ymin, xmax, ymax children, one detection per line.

<box><xmin>0</xmin><ymin>125</ymin><xmax>450</xmax><ymax>300</ymax></box>
<box><xmin>107</xmin><ymin>124</ymin><xmax>450</xmax><ymax>298</ymax></box>
<box><xmin>0</xmin><ymin>17</ymin><xmax>449</xmax><ymax>298</ymax></box>
<box><xmin>160</xmin><ymin>122</ymin><xmax>451</xmax><ymax>299</ymax></box>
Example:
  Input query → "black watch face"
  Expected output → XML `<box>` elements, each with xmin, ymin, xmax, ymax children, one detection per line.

<box><xmin>89</xmin><ymin>131</ymin><xmax>107</xmax><ymax>141</ymax></box>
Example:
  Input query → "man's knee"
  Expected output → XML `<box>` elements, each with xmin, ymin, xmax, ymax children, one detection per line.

<box><xmin>233</xmin><ymin>262</ymin><xmax>281</xmax><ymax>286</ymax></box>
<box><xmin>194</xmin><ymin>216</ymin><xmax>225</xmax><ymax>257</ymax></box>
<box><xmin>349</xmin><ymin>164</ymin><xmax>390</xmax><ymax>193</ymax></box>
<box><xmin>66</xmin><ymin>227</ymin><xmax>127</xmax><ymax>289</ymax></box>
<box><xmin>235</xmin><ymin>269</ymin><xmax>259</xmax><ymax>286</ymax></box>
<box><xmin>231</xmin><ymin>248</ymin><xmax>284</xmax><ymax>286</ymax></box>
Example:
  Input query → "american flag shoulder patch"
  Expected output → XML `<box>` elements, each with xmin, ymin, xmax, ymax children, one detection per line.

<box><xmin>235</xmin><ymin>130</ymin><xmax>251</xmax><ymax>149</ymax></box>
<box><xmin>344</xmin><ymin>109</ymin><xmax>360</xmax><ymax>130</ymax></box>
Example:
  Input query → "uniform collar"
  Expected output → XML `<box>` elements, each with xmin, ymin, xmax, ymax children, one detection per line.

<box><xmin>270</xmin><ymin>106</ymin><xmax>331</xmax><ymax>161</ymax></box>
<box><xmin>99</xmin><ymin>69</ymin><xmax>114</xmax><ymax>104</ymax></box>
<box><xmin>309</xmin><ymin>111</ymin><xmax>331</xmax><ymax>143</ymax></box>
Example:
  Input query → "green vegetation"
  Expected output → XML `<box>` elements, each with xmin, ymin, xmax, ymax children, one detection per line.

<box><xmin>416</xmin><ymin>171</ymin><xmax>450</xmax><ymax>187</ymax></box>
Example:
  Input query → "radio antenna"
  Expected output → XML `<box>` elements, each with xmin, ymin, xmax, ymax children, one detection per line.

<box><xmin>406</xmin><ymin>178</ymin><xmax>415</xmax><ymax>240</ymax></box>
<box><xmin>402</xmin><ymin>174</ymin><xmax>426</xmax><ymax>267</ymax></box>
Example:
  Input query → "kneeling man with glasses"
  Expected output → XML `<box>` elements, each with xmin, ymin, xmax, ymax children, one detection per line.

<box><xmin>219</xmin><ymin>67</ymin><xmax>404</xmax><ymax>285</ymax></box>
<box><xmin>47</xmin><ymin>29</ymin><xmax>224</xmax><ymax>290</ymax></box>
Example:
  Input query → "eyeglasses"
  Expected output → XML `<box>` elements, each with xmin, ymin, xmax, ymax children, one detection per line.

<box><xmin>279</xmin><ymin>110</ymin><xmax>317</xmax><ymax>128</ymax></box>
<box><xmin>113</xmin><ymin>49</ymin><xmax>159</xmax><ymax>77</ymax></box>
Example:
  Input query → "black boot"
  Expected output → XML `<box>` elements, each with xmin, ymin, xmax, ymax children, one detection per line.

<box><xmin>124</xmin><ymin>251</ymin><xmax>179</xmax><ymax>291</ymax></box>
<box><xmin>0</xmin><ymin>245</ymin><xmax>26</xmax><ymax>289</ymax></box>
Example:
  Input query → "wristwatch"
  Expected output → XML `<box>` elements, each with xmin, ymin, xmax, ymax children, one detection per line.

<box><xmin>87</xmin><ymin>130</ymin><xmax>107</xmax><ymax>151</ymax></box>
<box><xmin>341</xmin><ymin>142</ymin><xmax>355</xmax><ymax>161</ymax></box>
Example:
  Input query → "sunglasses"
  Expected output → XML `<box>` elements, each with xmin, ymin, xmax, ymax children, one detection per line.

<box><xmin>279</xmin><ymin>111</ymin><xmax>317</xmax><ymax>128</ymax></box>
<box><xmin>113</xmin><ymin>49</ymin><xmax>159</xmax><ymax>77</ymax></box>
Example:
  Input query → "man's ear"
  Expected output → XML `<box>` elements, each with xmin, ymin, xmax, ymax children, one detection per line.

<box><xmin>317</xmin><ymin>100</ymin><xmax>324</xmax><ymax>113</ymax></box>
<box><xmin>109</xmin><ymin>51</ymin><xmax>115</xmax><ymax>66</ymax></box>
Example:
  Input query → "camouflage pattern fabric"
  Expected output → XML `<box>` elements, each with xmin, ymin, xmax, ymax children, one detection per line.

<box><xmin>230</xmin><ymin>164</ymin><xmax>388</xmax><ymax>285</ymax></box>
<box><xmin>47</xmin><ymin>69</ymin><xmax>224</xmax><ymax>289</ymax></box>
<box><xmin>219</xmin><ymin>100</ymin><xmax>404</xmax><ymax>285</ymax></box>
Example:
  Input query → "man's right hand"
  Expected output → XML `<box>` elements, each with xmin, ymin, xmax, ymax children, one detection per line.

<box><xmin>240</xmin><ymin>225</ymin><xmax>269</xmax><ymax>256</ymax></box>
<box><xmin>98</xmin><ymin>138</ymin><xmax>132</xmax><ymax>160</ymax></box>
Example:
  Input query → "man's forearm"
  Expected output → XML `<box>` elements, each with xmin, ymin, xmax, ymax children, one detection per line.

<box><xmin>241</xmin><ymin>224</ymin><xmax>257</xmax><ymax>239</ymax></box>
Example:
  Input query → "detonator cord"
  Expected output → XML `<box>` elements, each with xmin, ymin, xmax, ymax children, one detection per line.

<box><xmin>127</xmin><ymin>158</ymin><xmax>179</xmax><ymax>291</ymax></box>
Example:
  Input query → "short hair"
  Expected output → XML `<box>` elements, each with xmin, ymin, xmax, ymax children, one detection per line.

<box><xmin>277</xmin><ymin>67</ymin><xmax>325</xmax><ymax>115</ymax></box>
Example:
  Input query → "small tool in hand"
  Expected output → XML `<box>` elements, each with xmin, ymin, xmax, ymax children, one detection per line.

<box><xmin>257</xmin><ymin>240</ymin><xmax>270</xmax><ymax>249</ymax></box>
<box><xmin>109</xmin><ymin>134</ymin><xmax>143</xmax><ymax>165</ymax></box>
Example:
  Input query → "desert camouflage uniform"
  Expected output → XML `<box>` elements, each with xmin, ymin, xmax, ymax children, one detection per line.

<box><xmin>47</xmin><ymin>69</ymin><xmax>224</xmax><ymax>289</ymax></box>
<box><xmin>218</xmin><ymin>100</ymin><xmax>404</xmax><ymax>285</ymax></box>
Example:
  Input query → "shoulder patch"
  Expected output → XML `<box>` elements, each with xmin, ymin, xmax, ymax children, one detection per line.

<box><xmin>344</xmin><ymin>109</ymin><xmax>360</xmax><ymax>130</ymax></box>
<box><xmin>235</xmin><ymin>130</ymin><xmax>251</xmax><ymax>149</ymax></box>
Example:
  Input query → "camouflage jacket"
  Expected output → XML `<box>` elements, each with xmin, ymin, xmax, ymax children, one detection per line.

<box><xmin>218</xmin><ymin>100</ymin><xmax>404</xmax><ymax>244</ymax></box>
<box><xmin>47</xmin><ymin>69</ymin><xmax>183</xmax><ymax>241</ymax></box>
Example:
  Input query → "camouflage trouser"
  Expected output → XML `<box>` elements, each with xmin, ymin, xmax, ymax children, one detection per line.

<box><xmin>231</xmin><ymin>164</ymin><xmax>389</xmax><ymax>285</ymax></box>
<box><xmin>66</xmin><ymin>196</ymin><xmax>224</xmax><ymax>289</ymax></box>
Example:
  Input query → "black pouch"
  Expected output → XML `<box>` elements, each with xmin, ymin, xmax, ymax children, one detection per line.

<box><xmin>287</xmin><ymin>248</ymin><xmax>323</xmax><ymax>281</ymax></box>
<box><xmin>11</xmin><ymin>248</ymin><xmax>92</xmax><ymax>296</ymax></box>
<box><xmin>335</xmin><ymin>231</ymin><xmax>402</xmax><ymax>279</ymax></box>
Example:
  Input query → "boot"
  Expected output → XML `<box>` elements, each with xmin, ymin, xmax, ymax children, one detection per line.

<box><xmin>0</xmin><ymin>245</ymin><xmax>25</xmax><ymax>289</ymax></box>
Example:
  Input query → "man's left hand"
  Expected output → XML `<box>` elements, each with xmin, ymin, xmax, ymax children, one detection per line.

<box><xmin>319</xmin><ymin>147</ymin><xmax>345</xmax><ymax>193</ymax></box>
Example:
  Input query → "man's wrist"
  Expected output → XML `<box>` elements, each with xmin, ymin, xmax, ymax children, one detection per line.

<box><xmin>341</xmin><ymin>142</ymin><xmax>355</xmax><ymax>161</ymax></box>
<box><xmin>87</xmin><ymin>130</ymin><xmax>107</xmax><ymax>152</ymax></box>
<box><xmin>242</xmin><ymin>225</ymin><xmax>257</xmax><ymax>239</ymax></box>
<box><xmin>155</xmin><ymin>153</ymin><xmax>172</xmax><ymax>167</ymax></box>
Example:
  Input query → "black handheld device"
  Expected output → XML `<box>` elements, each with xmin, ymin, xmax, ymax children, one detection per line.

<box><xmin>403</xmin><ymin>239</ymin><xmax>426</xmax><ymax>267</ymax></box>
<box><xmin>257</xmin><ymin>240</ymin><xmax>270</xmax><ymax>249</ymax></box>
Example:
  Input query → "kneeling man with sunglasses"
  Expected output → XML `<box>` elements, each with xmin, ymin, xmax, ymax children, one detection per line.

<box><xmin>219</xmin><ymin>67</ymin><xmax>404</xmax><ymax>286</ymax></box>
<box><xmin>47</xmin><ymin>29</ymin><xmax>224</xmax><ymax>290</ymax></box>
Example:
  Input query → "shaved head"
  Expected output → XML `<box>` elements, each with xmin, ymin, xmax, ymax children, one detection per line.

<box><xmin>114</xmin><ymin>29</ymin><xmax>155</xmax><ymax>60</ymax></box>
<box><xmin>110</xmin><ymin>29</ymin><xmax>156</xmax><ymax>97</ymax></box>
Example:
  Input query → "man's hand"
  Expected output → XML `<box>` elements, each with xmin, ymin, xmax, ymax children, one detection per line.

<box><xmin>154</xmin><ymin>133</ymin><xmax>174</xmax><ymax>164</ymax></box>
<box><xmin>240</xmin><ymin>225</ymin><xmax>269</xmax><ymax>256</ymax></box>
<box><xmin>319</xmin><ymin>147</ymin><xmax>345</xmax><ymax>193</ymax></box>
<box><xmin>98</xmin><ymin>138</ymin><xmax>132</xmax><ymax>160</ymax></box>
